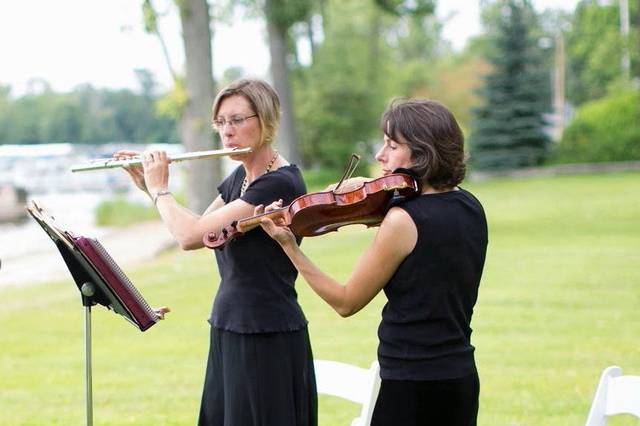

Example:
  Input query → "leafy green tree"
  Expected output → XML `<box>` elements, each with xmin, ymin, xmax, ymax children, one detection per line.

<box><xmin>0</xmin><ymin>86</ymin><xmax>177</xmax><ymax>145</ymax></box>
<box><xmin>291</xmin><ymin>0</ymin><xmax>440</xmax><ymax>173</ymax></box>
<box><xmin>373</xmin><ymin>0</ymin><xmax>434</xmax><ymax>16</ymax></box>
<box><xmin>414</xmin><ymin>54</ymin><xmax>492</xmax><ymax>135</ymax></box>
<box><xmin>292</xmin><ymin>1</ymin><xmax>392</xmax><ymax>172</ymax></box>
<box><xmin>382</xmin><ymin>5</ymin><xmax>441</xmax><ymax>94</ymax></box>
<box><xmin>565</xmin><ymin>1</ymin><xmax>631</xmax><ymax>105</ymax></box>
<box><xmin>0</xmin><ymin>86</ymin><xmax>13</xmax><ymax>143</ymax></box>
<box><xmin>470</xmin><ymin>0</ymin><xmax>551</xmax><ymax>170</ymax></box>
<box><xmin>4</xmin><ymin>95</ymin><xmax>43</xmax><ymax>143</ymax></box>
<box><xmin>40</xmin><ymin>95</ymin><xmax>84</xmax><ymax>143</ymax></box>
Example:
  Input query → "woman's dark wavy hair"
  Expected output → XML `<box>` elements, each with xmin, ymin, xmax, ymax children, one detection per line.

<box><xmin>380</xmin><ymin>98</ymin><xmax>466</xmax><ymax>190</ymax></box>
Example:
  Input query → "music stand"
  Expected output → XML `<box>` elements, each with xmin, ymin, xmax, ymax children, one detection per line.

<box><xmin>27</xmin><ymin>201</ymin><xmax>161</xmax><ymax>426</ymax></box>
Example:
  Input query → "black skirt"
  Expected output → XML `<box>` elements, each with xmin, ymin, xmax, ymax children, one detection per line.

<box><xmin>198</xmin><ymin>326</ymin><xmax>318</xmax><ymax>426</ymax></box>
<box><xmin>371</xmin><ymin>372</ymin><xmax>480</xmax><ymax>426</ymax></box>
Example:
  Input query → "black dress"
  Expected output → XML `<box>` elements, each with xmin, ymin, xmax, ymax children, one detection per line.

<box><xmin>198</xmin><ymin>165</ymin><xmax>317</xmax><ymax>426</ymax></box>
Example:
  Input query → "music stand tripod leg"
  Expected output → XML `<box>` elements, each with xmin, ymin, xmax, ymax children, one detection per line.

<box><xmin>81</xmin><ymin>282</ymin><xmax>95</xmax><ymax>426</ymax></box>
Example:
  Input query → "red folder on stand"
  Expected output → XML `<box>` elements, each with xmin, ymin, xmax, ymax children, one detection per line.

<box><xmin>27</xmin><ymin>200</ymin><xmax>160</xmax><ymax>331</ymax></box>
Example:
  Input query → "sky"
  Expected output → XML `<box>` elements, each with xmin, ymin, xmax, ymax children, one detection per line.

<box><xmin>0</xmin><ymin>0</ymin><xmax>581</xmax><ymax>97</ymax></box>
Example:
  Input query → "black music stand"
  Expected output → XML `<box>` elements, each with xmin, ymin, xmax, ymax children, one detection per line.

<box><xmin>27</xmin><ymin>201</ymin><xmax>160</xmax><ymax>426</ymax></box>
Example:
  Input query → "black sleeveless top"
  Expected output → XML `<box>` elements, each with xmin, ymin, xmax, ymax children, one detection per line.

<box><xmin>210</xmin><ymin>164</ymin><xmax>308</xmax><ymax>333</ymax></box>
<box><xmin>377</xmin><ymin>188</ymin><xmax>488</xmax><ymax>380</ymax></box>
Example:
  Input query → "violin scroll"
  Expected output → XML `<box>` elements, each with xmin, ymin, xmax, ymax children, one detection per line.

<box><xmin>203</xmin><ymin>221</ymin><xmax>241</xmax><ymax>249</ymax></box>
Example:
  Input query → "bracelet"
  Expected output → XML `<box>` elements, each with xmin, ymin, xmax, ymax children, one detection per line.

<box><xmin>152</xmin><ymin>189</ymin><xmax>172</xmax><ymax>205</ymax></box>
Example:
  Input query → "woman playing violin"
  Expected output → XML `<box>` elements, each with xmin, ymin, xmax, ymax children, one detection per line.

<box><xmin>115</xmin><ymin>79</ymin><xmax>316</xmax><ymax>426</ymax></box>
<box><xmin>259</xmin><ymin>99</ymin><xmax>488</xmax><ymax>426</ymax></box>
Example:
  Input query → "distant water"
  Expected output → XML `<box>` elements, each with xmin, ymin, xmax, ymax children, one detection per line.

<box><xmin>0</xmin><ymin>142</ymin><xmax>237</xmax><ymax>279</ymax></box>
<box><xmin>0</xmin><ymin>192</ymin><xmax>110</xmax><ymax>262</ymax></box>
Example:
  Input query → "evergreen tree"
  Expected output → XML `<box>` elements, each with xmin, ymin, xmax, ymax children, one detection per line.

<box><xmin>470</xmin><ymin>0</ymin><xmax>550</xmax><ymax>170</ymax></box>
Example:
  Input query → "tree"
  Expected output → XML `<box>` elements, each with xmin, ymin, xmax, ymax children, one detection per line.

<box><xmin>565</xmin><ymin>1</ymin><xmax>630</xmax><ymax>105</ymax></box>
<box><xmin>373</xmin><ymin>0</ymin><xmax>434</xmax><ymax>16</ymax></box>
<box><xmin>263</xmin><ymin>0</ymin><xmax>312</xmax><ymax>166</ymax></box>
<box><xmin>177</xmin><ymin>0</ymin><xmax>220</xmax><ymax>214</ymax></box>
<box><xmin>292</xmin><ymin>1</ymin><xmax>390</xmax><ymax>172</ymax></box>
<box><xmin>143</xmin><ymin>0</ymin><xmax>219</xmax><ymax>214</ymax></box>
<box><xmin>470</xmin><ymin>0</ymin><xmax>551</xmax><ymax>170</ymax></box>
<box><xmin>219</xmin><ymin>0</ymin><xmax>311</xmax><ymax>165</ymax></box>
<box><xmin>0</xmin><ymin>85</ymin><xmax>177</xmax><ymax>145</ymax></box>
<box><xmin>291</xmin><ymin>0</ymin><xmax>441</xmax><ymax>173</ymax></box>
<box><xmin>0</xmin><ymin>86</ymin><xmax>12</xmax><ymax>143</ymax></box>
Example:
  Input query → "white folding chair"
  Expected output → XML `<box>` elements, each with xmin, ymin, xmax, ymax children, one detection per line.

<box><xmin>314</xmin><ymin>359</ymin><xmax>381</xmax><ymax>426</ymax></box>
<box><xmin>585</xmin><ymin>365</ymin><xmax>640</xmax><ymax>425</ymax></box>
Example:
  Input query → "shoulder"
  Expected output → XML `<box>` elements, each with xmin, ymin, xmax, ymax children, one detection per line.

<box><xmin>220</xmin><ymin>165</ymin><xmax>245</xmax><ymax>186</ymax></box>
<box><xmin>376</xmin><ymin>206</ymin><xmax>417</xmax><ymax>255</ymax></box>
<box><xmin>231</xmin><ymin>165</ymin><xmax>246</xmax><ymax>181</ymax></box>
<box><xmin>218</xmin><ymin>165</ymin><xmax>245</xmax><ymax>201</ymax></box>
<box><xmin>271</xmin><ymin>164</ymin><xmax>303</xmax><ymax>181</ymax></box>
<box><xmin>242</xmin><ymin>165</ymin><xmax>305</xmax><ymax>205</ymax></box>
<box><xmin>455</xmin><ymin>187</ymin><xmax>486</xmax><ymax>216</ymax></box>
<box><xmin>458</xmin><ymin>187</ymin><xmax>482</xmax><ymax>204</ymax></box>
<box><xmin>254</xmin><ymin>165</ymin><xmax>304</xmax><ymax>190</ymax></box>
<box><xmin>381</xmin><ymin>206</ymin><xmax>415</xmax><ymax>232</ymax></box>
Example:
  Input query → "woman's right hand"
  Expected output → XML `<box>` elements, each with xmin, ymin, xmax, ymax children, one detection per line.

<box><xmin>113</xmin><ymin>149</ymin><xmax>148</xmax><ymax>193</ymax></box>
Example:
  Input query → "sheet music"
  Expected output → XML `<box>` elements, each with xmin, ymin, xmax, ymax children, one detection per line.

<box><xmin>26</xmin><ymin>200</ymin><xmax>74</xmax><ymax>250</ymax></box>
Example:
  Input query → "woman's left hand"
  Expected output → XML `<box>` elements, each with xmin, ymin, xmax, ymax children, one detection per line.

<box><xmin>324</xmin><ymin>176</ymin><xmax>372</xmax><ymax>194</ymax></box>
<box><xmin>142</xmin><ymin>150</ymin><xmax>170</xmax><ymax>195</ymax></box>
<box><xmin>255</xmin><ymin>201</ymin><xmax>296</xmax><ymax>247</ymax></box>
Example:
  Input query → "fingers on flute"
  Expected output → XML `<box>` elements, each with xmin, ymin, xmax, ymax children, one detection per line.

<box><xmin>113</xmin><ymin>150</ymin><xmax>141</xmax><ymax>172</ymax></box>
<box><xmin>113</xmin><ymin>149</ymin><xmax>139</xmax><ymax>158</ymax></box>
<box><xmin>142</xmin><ymin>150</ymin><xmax>170</xmax><ymax>165</ymax></box>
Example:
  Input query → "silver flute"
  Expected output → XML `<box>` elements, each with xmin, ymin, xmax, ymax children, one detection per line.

<box><xmin>70</xmin><ymin>147</ymin><xmax>252</xmax><ymax>173</ymax></box>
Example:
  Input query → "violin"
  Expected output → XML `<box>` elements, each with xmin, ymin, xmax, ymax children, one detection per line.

<box><xmin>203</xmin><ymin>171</ymin><xmax>420</xmax><ymax>250</ymax></box>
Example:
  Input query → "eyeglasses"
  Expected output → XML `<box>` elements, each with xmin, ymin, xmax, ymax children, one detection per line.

<box><xmin>212</xmin><ymin>114</ymin><xmax>257</xmax><ymax>130</ymax></box>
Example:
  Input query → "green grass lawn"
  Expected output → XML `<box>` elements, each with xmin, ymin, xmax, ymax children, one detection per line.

<box><xmin>2</xmin><ymin>171</ymin><xmax>639</xmax><ymax>425</ymax></box>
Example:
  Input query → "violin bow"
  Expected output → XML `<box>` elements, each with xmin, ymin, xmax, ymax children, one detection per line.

<box><xmin>333</xmin><ymin>154</ymin><xmax>360</xmax><ymax>193</ymax></box>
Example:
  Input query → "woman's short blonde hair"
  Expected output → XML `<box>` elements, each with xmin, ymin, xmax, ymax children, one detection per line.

<box><xmin>211</xmin><ymin>79</ymin><xmax>281</xmax><ymax>147</ymax></box>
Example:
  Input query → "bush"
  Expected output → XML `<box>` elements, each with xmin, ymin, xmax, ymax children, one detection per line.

<box><xmin>553</xmin><ymin>89</ymin><xmax>640</xmax><ymax>163</ymax></box>
<box><xmin>95</xmin><ymin>196</ymin><xmax>159</xmax><ymax>226</ymax></box>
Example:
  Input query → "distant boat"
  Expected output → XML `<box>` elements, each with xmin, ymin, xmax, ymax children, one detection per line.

<box><xmin>0</xmin><ymin>184</ymin><xmax>28</xmax><ymax>223</ymax></box>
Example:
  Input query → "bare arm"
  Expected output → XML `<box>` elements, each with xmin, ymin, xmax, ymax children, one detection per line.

<box><xmin>155</xmin><ymin>194</ymin><xmax>255</xmax><ymax>251</ymax></box>
<box><xmin>138</xmin><ymin>150</ymin><xmax>255</xmax><ymax>250</ymax></box>
<box><xmin>260</xmin><ymin>206</ymin><xmax>417</xmax><ymax>317</ymax></box>
<box><xmin>202</xmin><ymin>195</ymin><xmax>226</xmax><ymax>216</ymax></box>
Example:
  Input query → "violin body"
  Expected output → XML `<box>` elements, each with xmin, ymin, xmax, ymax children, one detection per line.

<box><xmin>203</xmin><ymin>173</ymin><xmax>419</xmax><ymax>250</ymax></box>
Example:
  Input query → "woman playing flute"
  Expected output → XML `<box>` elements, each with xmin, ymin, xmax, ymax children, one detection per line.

<box><xmin>115</xmin><ymin>79</ymin><xmax>316</xmax><ymax>426</ymax></box>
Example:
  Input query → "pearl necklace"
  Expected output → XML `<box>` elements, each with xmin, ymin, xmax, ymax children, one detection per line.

<box><xmin>240</xmin><ymin>150</ymin><xmax>279</xmax><ymax>196</ymax></box>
